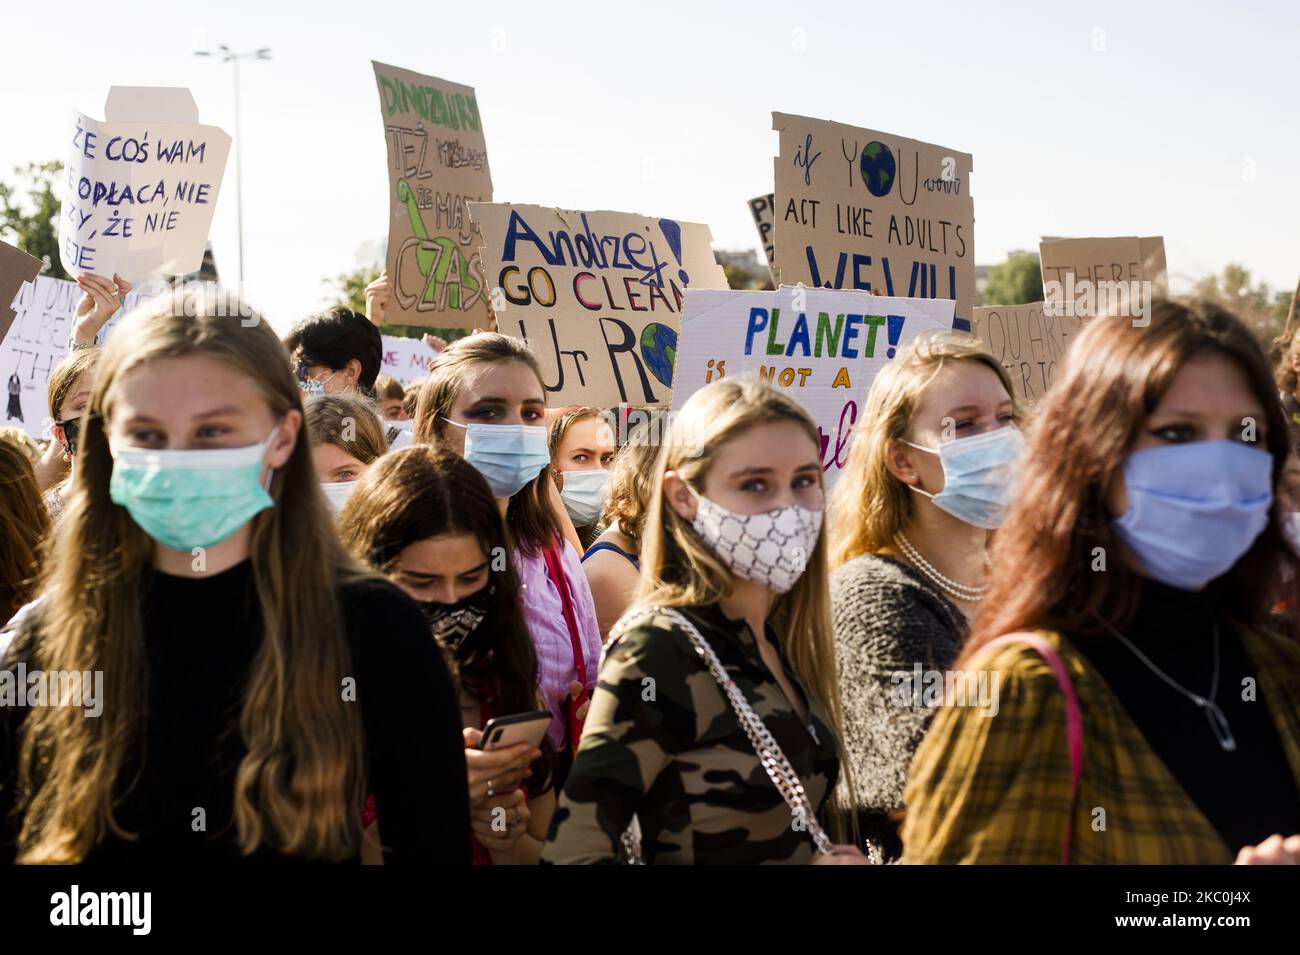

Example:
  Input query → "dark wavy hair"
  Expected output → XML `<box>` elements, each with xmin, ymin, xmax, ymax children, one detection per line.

<box><xmin>283</xmin><ymin>306</ymin><xmax>383</xmax><ymax>393</ymax></box>
<box><xmin>335</xmin><ymin>444</ymin><xmax>553</xmax><ymax>794</ymax></box>
<box><xmin>965</xmin><ymin>298</ymin><xmax>1298</xmax><ymax>664</ymax></box>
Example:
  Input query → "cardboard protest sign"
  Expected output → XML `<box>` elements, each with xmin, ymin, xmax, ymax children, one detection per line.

<box><xmin>0</xmin><ymin>240</ymin><xmax>42</xmax><ymax>341</ymax></box>
<box><xmin>374</xmin><ymin>62</ymin><xmax>493</xmax><ymax>330</ymax></box>
<box><xmin>468</xmin><ymin>202</ymin><xmax>729</xmax><ymax>408</ymax></box>
<box><xmin>772</xmin><ymin>113</ymin><xmax>975</xmax><ymax>332</ymax></box>
<box><xmin>380</xmin><ymin>334</ymin><xmax>440</xmax><ymax>385</ymax></box>
<box><xmin>59</xmin><ymin>87</ymin><xmax>231</xmax><ymax>282</ymax></box>
<box><xmin>672</xmin><ymin>287</ymin><xmax>954</xmax><ymax>484</ymax></box>
<box><xmin>1038</xmin><ymin>236</ymin><xmax>1168</xmax><ymax>318</ymax></box>
<box><xmin>970</xmin><ymin>302</ymin><xmax>1085</xmax><ymax>405</ymax></box>
<box><xmin>1</xmin><ymin>276</ymin><xmax>143</xmax><ymax>438</ymax></box>
<box><xmin>748</xmin><ymin>193</ymin><xmax>779</xmax><ymax>284</ymax></box>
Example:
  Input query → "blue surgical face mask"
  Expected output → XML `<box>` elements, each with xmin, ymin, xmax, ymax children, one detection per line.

<box><xmin>108</xmin><ymin>429</ymin><xmax>278</xmax><ymax>551</ymax></box>
<box><xmin>442</xmin><ymin>418</ymin><xmax>550</xmax><ymax>498</ymax></box>
<box><xmin>1113</xmin><ymin>440</ymin><xmax>1273</xmax><ymax>590</ymax></box>
<box><xmin>904</xmin><ymin>425</ymin><xmax>1025</xmax><ymax>529</ymax></box>
<box><xmin>560</xmin><ymin>469</ymin><xmax>610</xmax><ymax>526</ymax></box>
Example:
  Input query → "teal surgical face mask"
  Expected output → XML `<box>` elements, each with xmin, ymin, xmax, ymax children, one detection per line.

<box><xmin>108</xmin><ymin>428</ymin><xmax>279</xmax><ymax>551</ymax></box>
<box><xmin>441</xmin><ymin>418</ymin><xmax>550</xmax><ymax>498</ymax></box>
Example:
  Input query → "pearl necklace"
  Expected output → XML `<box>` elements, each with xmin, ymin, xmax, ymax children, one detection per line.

<box><xmin>894</xmin><ymin>534</ymin><xmax>988</xmax><ymax>603</ymax></box>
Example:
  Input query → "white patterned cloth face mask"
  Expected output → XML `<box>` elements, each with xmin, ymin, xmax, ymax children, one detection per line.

<box><xmin>688</xmin><ymin>486</ymin><xmax>823</xmax><ymax>594</ymax></box>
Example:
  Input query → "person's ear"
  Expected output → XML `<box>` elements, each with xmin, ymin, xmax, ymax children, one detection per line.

<box><xmin>265</xmin><ymin>409</ymin><xmax>302</xmax><ymax>472</ymax></box>
<box><xmin>884</xmin><ymin>438</ymin><xmax>920</xmax><ymax>486</ymax></box>
<box><xmin>345</xmin><ymin>359</ymin><xmax>363</xmax><ymax>389</ymax></box>
<box><xmin>663</xmin><ymin>470</ymin><xmax>698</xmax><ymax>522</ymax></box>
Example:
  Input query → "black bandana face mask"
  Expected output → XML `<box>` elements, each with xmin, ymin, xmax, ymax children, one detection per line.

<box><xmin>418</xmin><ymin>585</ymin><xmax>493</xmax><ymax>652</ymax></box>
<box><xmin>56</xmin><ymin>416</ymin><xmax>82</xmax><ymax>456</ymax></box>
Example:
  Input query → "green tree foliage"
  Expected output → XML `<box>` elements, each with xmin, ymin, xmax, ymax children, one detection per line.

<box><xmin>982</xmin><ymin>250</ymin><xmax>1043</xmax><ymax>306</ymax></box>
<box><xmin>1192</xmin><ymin>263</ymin><xmax>1293</xmax><ymax>347</ymax></box>
<box><xmin>0</xmin><ymin>161</ymin><xmax>70</xmax><ymax>280</ymax></box>
<box><xmin>723</xmin><ymin>261</ymin><xmax>774</xmax><ymax>291</ymax></box>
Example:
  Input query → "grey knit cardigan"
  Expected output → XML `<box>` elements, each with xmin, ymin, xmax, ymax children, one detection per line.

<box><xmin>830</xmin><ymin>552</ymin><xmax>968</xmax><ymax>814</ymax></box>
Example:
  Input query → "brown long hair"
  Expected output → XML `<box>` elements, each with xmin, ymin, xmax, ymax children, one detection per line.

<box><xmin>336</xmin><ymin>445</ymin><xmax>552</xmax><ymax>793</ymax></box>
<box><xmin>47</xmin><ymin>348</ymin><xmax>99</xmax><ymax>423</ymax></box>
<box><xmin>601</xmin><ymin>410</ymin><xmax>665</xmax><ymax>548</ymax></box>
<box><xmin>412</xmin><ymin>333</ymin><xmax>560</xmax><ymax>553</ymax></box>
<box><xmin>304</xmin><ymin>393</ymin><xmax>388</xmax><ymax>465</ymax></box>
<box><xmin>0</xmin><ymin>439</ymin><xmax>49</xmax><ymax>621</ymax></box>
<box><xmin>965</xmin><ymin>299</ymin><xmax>1297</xmax><ymax>664</ymax></box>
<box><xmin>13</xmin><ymin>286</ymin><xmax>373</xmax><ymax>863</ymax></box>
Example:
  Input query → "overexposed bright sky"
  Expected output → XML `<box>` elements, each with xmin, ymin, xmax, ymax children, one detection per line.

<box><xmin>2</xmin><ymin>0</ymin><xmax>1296</xmax><ymax>333</ymax></box>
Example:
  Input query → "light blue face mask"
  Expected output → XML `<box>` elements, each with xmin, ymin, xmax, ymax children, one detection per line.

<box><xmin>442</xmin><ymin>419</ymin><xmax>550</xmax><ymax>498</ymax></box>
<box><xmin>108</xmin><ymin>429</ymin><xmax>278</xmax><ymax>552</ymax></box>
<box><xmin>560</xmin><ymin>469</ymin><xmax>610</xmax><ymax>526</ymax></box>
<box><xmin>1114</xmin><ymin>440</ymin><xmax>1273</xmax><ymax>590</ymax></box>
<box><xmin>904</xmin><ymin>425</ymin><xmax>1025</xmax><ymax>529</ymax></box>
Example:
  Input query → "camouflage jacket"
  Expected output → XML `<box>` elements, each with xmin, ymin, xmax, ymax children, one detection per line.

<box><xmin>542</xmin><ymin>603</ymin><xmax>840</xmax><ymax>864</ymax></box>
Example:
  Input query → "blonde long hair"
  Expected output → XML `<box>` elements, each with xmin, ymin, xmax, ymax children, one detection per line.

<box><xmin>13</xmin><ymin>287</ymin><xmax>371</xmax><ymax>863</ymax></box>
<box><xmin>634</xmin><ymin>377</ymin><xmax>853</xmax><ymax>832</ymax></box>
<box><xmin>829</xmin><ymin>331</ymin><xmax>1019</xmax><ymax>567</ymax></box>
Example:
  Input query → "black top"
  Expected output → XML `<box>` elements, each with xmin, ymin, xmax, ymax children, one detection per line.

<box><xmin>1071</xmin><ymin>579</ymin><xmax>1300</xmax><ymax>852</ymax></box>
<box><xmin>0</xmin><ymin>559</ymin><xmax>470</xmax><ymax>864</ymax></box>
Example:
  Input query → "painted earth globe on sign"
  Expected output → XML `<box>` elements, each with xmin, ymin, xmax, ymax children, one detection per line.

<box><xmin>640</xmin><ymin>322</ymin><xmax>677</xmax><ymax>387</ymax></box>
<box><xmin>860</xmin><ymin>141</ymin><xmax>896</xmax><ymax>198</ymax></box>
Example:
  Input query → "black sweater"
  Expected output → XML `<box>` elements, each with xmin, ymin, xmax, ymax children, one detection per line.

<box><xmin>0</xmin><ymin>559</ymin><xmax>470</xmax><ymax>864</ymax></box>
<box><xmin>1072</xmin><ymin>579</ymin><xmax>1300</xmax><ymax>852</ymax></box>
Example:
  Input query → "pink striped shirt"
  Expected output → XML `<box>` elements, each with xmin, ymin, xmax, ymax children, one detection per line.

<box><xmin>514</xmin><ymin>540</ymin><xmax>603</xmax><ymax>750</ymax></box>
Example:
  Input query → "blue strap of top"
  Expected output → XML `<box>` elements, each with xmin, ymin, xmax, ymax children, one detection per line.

<box><xmin>581</xmin><ymin>541</ymin><xmax>640</xmax><ymax>571</ymax></box>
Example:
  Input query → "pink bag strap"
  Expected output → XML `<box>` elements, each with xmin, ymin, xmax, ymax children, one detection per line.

<box><xmin>981</xmin><ymin>632</ymin><xmax>1082</xmax><ymax>864</ymax></box>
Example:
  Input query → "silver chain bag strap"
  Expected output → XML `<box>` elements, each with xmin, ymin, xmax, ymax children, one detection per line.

<box><xmin>614</xmin><ymin>606</ymin><xmax>835</xmax><ymax>863</ymax></box>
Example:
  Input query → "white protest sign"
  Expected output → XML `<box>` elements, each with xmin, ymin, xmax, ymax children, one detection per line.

<box><xmin>59</xmin><ymin>87</ymin><xmax>231</xmax><ymax>282</ymax></box>
<box><xmin>380</xmin><ymin>334</ymin><xmax>440</xmax><ymax>385</ymax></box>
<box><xmin>1</xmin><ymin>276</ymin><xmax>143</xmax><ymax>438</ymax></box>
<box><xmin>672</xmin><ymin>287</ymin><xmax>954</xmax><ymax>483</ymax></box>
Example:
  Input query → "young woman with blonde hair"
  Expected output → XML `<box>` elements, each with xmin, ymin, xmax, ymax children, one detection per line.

<box><xmin>303</xmin><ymin>392</ymin><xmax>389</xmax><ymax>514</ymax></box>
<box><xmin>0</xmin><ymin>287</ymin><xmax>468</xmax><ymax>864</ymax></box>
<box><xmin>35</xmin><ymin>348</ymin><xmax>99</xmax><ymax>520</ymax></box>
<box><xmin>545</xmin><ymin>377</ymin><xmax>867</xmax><ymax>864</ymax></box>
<box><xmin>828</xmin><ymin>329</ymin><xmax>1023</xmax><ymax>860</ymax></box>
<box><xmin>548</xmin><ymin>406</ymin><xmax>618</xmax><ymax>548</ymax></box>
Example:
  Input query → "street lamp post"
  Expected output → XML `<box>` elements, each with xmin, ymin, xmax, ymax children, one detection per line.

<box><xmin>194</xmin><ymin>44</ymin><xmax>270</xmax><ymax>290</ymax></box>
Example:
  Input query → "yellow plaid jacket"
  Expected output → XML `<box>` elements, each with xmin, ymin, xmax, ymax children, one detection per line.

<box><xmin>901</xmin><ymin>624</ymin><xmax>1300</xmax><ymax>864</ymax></box>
